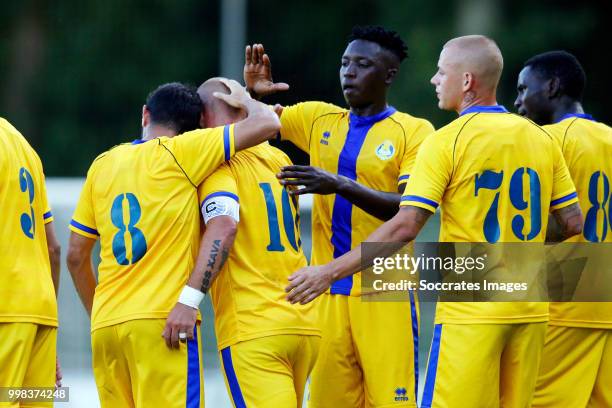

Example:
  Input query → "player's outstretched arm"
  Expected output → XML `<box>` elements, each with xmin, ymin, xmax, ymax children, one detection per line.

<box><xmin>278</xmin><ymin>165</ymin><xmax>403</xmax><ymax>221</ymax></box>
<box><xmin>244</xmin><ymin>43</ymin><xmax>289</xmax><ymax>99</ymax></box>
<box><xmin>285</xmin><ymin>206</ymin><xmax>432</xmax><ymax>304</ymax></box>
<box><xmin>213</xmin><ymin>78</ymin><xmax>281</xmax><ymax>152</ymax></box>
<box><xmin>44</xmin><ymin>222</ymin><xmax>61</xmax><ymax>296</ymax></box>
<box><xmin>66</xmin><ymin>232</ymin><xmax>97</xmax><ymax>316</ymax></box>
<box><xmin>546</xmin><ymin>203</ymin><xmax>583</xmax><ymax>243</ymax></box>
<box><xmin>162</xmin><ymin>216</ymin><xmax>237</xmax><ymax>349</ymax></box>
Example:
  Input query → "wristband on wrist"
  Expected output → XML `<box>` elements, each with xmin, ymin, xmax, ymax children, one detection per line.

<box><xmin>178</xmin><ymin>285</ymin><xmax>204</xmax><ymax>309</ymax></box>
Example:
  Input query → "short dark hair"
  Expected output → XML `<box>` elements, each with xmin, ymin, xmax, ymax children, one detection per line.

<box><xmin>145</xmin><ymin>82</ymin><xmax>202</xmax><ymax>134</ymax></box>
<box><xmin>524</xmin><ymin>51</ymin><xmax>586</xmax><ymax>101</ymax></box>
<box><xmin>348</xmin><ymin>25</ymin><xmax>408</xmax><ymax>62</ymax></box>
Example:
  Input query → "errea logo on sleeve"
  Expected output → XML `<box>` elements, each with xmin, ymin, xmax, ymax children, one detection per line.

<box><xmin>320</xmin><ymin>131</ymin><xmax>331</xmax><ymax>145</ymax></box>
<box><xmin>376</xmin><ymin>140</ymin><xmax>395</xmax><ymax>160</ymax></box>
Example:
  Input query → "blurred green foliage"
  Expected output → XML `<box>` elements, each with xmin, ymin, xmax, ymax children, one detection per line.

<box><xmin>1</xmin><ymin>0</ymin><xmax>609</xmax><ymax>175</ymax></box>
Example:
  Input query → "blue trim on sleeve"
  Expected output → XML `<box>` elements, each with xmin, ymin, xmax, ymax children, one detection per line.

<box><xmin>555</xmin><ymin>113</ymin><xmax>595</xmax><ymax>123</ymax></box>
<box><xmin>186</xmin><ymin>325</ymin><xmax>201</xmax><ymax>408</ymax></box>
<box><xmin>70</xmin><ymin>219</ymin><xmax>99</xmax><ymax>236</ymax></box>
<box><xmin>131</xmin><ymin>139</ymin><xmax>146</xmax><ymax>145</ymax></box>
<box><xmin>421</xmin><ymin>324</ymin><xmax>443</xmax><ymax>408</ymax></box>
<box><xmin>398</xmin><ymin>175</ymin><xmax>411</xmax><ymax>182</ymax></box>
<box><xmin>551</xmin><ymin>191</ymin><xmax>578</xmax><ymax>207</ymax></box>
<box><xmin>223</xmin><ymin>125</ymin><xmax>231</xmax><ymax>161</ymax></box>
<box><xmin>221</xmin><ymin>347</ymin><xmax>247</xmax><ymax>408</ymax></box>
<box><xmin>460</xmin><ymin>105</ymin><xmax>508</xmax><ymax>116</ymax></box>
<box><xmin>401</xmin><ymin>195</ymin><xmax>439</xmax><ymax>209</ymax></box>
<box><xmin>409</xmin><ymin>291</ymin><xmax>419</xmax><ymax>402</ymax></box>
<box><xmin>43</xmin><ymin>211</ymin><xmax>53</xmax><ymax>220</ymax></box>
<box><xmin>201</xmin><ymin>191</ymin><xmax>240</xmax><ymax>208</ymax></box>
<box><xmin>329</xmin><ymin>106</ymin><xmax>396</xmax><ymax>295</ymax></box>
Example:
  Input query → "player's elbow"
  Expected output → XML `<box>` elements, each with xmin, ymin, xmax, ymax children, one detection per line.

<box><xmin>563</xmin><ymin>217</ymin><xmax>583</xmax><ymax>238</ymax></box>
<box><xmin>208</xmin><ymin>216</ymin><xmax>238</xmax><ymax>241</ymax></box>
<box><xmin>253</xmin><ymin>109</ymin><xmax>281</xmax><ymax>140</ymax></box>
<box><xmin>48</xmin><ymin>241</ymin><xmax>61</xmax><ymax>265</ymax></box>
<box><xmin>66</xmin><ymin>244</ymin><xmax>86</xmax><ymax>273</ymax></box>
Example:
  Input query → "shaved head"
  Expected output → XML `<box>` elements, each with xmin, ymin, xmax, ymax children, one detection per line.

<box><xmin>431</xmin><ymin>35</ymin><xmax>503</xmax><ymax>113</ymax></box>
<box><xmin>197</xmin><ymin>77</ymin><xmax>244</xmax><ymax>128</ymax></box>
<box><xmin>443</xmin><ymin>35</ymin><xmax>503</xmax><ymax>91</ymax></box>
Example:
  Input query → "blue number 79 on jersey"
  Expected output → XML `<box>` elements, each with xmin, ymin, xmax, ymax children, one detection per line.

<box><xmin>474</xmin><ymin>167</ymin><xmax>542</xmax><ymax>243</ymax></box>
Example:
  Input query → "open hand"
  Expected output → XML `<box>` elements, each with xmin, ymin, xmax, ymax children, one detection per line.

<box><xmin>162</xmin><ymin>303</ymin><xmax>197</xmax><ymax>349</ymax></box>
<box><xmin>244</xmin><ymin>44</ymin><xmax>289</xmax><ymax>98</ymax></box>
<box><xmin>213</xmin><ymin>78</ymin><xmax>251</xmax><ymax>109</ymax></box>
<box><xmin>277</xmin><ymin>165</ymin><xmax>341</xmax><ymax>195</ymax></box>
<box><xmin>285</xmin><ymin>265</ymin><xmax>333</xmax><ymax>304</ymax></box>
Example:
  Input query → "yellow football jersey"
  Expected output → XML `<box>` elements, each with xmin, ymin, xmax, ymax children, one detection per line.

<box><xmin>545</xmin><ymin>114</ymin><xmax>612</xmax><ymax>328</ymax></box>
<box><xmin>0</xmin><ymin>118</ymin><xmax>56</xmax><ymax>327</ymax></box>
<box><xmin>280</xmin><ymin>101</ymin><xmax>434</xmax><ymax>296</ymax></box>
<box><xmin>70</xmin><ymin>125</ymin><xmax>235</xmax><ymax>331</ymax></box>
<box><xmin>198</xmin><ymin>142</ymin><xmax>320</xmax><ymax>350</ymax></box>
<box><xmin>400</xmin><ymin>106</ymin><xmax>578</xmax><ymax>324</ymax></box>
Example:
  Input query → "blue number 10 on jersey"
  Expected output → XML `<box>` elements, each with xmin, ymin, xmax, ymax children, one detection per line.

<box><xmin>111</xmin><ymin>193</ymin><xmax>147</xmax><ymax>265</ymax></box>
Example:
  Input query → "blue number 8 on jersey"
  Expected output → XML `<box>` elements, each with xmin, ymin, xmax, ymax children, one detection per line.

<box><xmin>111</xmin><ymin>193</ymin><xmax>147</xmax><ymax>265</ymax></box>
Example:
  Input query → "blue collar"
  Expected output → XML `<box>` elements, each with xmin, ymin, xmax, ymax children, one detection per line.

<box><xmin>460</xmin><ymin>105</ymin><xmax>508</xmax><ymax>116</ymax></box>
<box><xmin>555</xmin><ymin>113</ymin><xmax>595</xmax><ymax>123</ymax></box>
<box><xmin>132</xmin><ymin>139</ymin><xmax>147</xmax><ymax>145</ymax></box>
<box><xmin>349</xmin><ymin>106</ymin><xmax>396</xmax><ymax>126</ymax></box>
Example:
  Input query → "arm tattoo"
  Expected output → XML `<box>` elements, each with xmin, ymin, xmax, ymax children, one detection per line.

<box><xmin>200</xmin><ymin>240</ymin><xmax>232</xmax><ymax>294</ymax></box>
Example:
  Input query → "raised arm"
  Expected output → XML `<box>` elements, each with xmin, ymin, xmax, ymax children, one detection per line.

<box><xmin>244</xmin><ymin>43</ymin><xmax>289</xmax><ymax>100</ymax></box>
<box><xmin>214</xmin><ymin>78</ymin><xmax>281</xmax><ymax>151</ymax></box>
<box><xmin>66</xmin><ymin>232</ymin><xmax>97</xmax><ymax>316</ymax></box>
<box><xmin>285</xmin><ymin>205</ymin><xmax>432</xmax><ymax>304</ymax></box>
<box><xmin>279</xmin><ymin>165</ymin><xmax>403</xmax><ymax>221</ymax></box>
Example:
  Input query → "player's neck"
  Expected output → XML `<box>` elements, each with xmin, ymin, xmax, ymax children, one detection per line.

<box><xmin>457</xmin><ymin>94</ymin><xmax>498</xmax><ymax>115</ymax></box>
<box><xmin>551</xmin><ymin>100</ymin><xmax>584</xmax><ymax>124</ymax></box>
<box><xmin>141</xmin><ymin>124</ymin><xmax>178</xmax><ymax>141</ymax></box>
<box><xmin>349</xmin><ymin>100</ymin><xmax>388</xmax><ymax>117</ymax></box>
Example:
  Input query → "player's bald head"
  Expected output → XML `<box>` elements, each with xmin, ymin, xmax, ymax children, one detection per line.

<box><xmin>197</xmin><ymin>77</ymin><xmax>230</xmax><ymax>107</ymax></box>
<box><xmin>197</xmin><ymin>77</ymin><xmax>244</xmax><ymax>127</ymax></box>
<box><xmin>442</xmin><ymin>35</ymin><xmax>503</xmax><ymax>91</ymax></box>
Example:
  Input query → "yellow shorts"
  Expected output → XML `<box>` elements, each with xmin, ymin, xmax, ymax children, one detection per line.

<box><xmin>532</xmin><ymin>325</ymin><xmax>612</xmax><ymax>408</ymax></box>
<box><xmin>0</xmin><ymin>323</ymin><xmax>56</xmax><ymax>408</ymax></box>
<box><xmin>219</xmin><ymin>334</ymin><xmax>320</xmax><ymax>408</ymax></box>
<box><xmin>421</xmin><ymin>322</ymin><xmax>546</xmax><ymax>408</ymax></box>
<box><xmin>91</xmin><ymin>319</ymin><xmax>204</xmax><ymax>408</ymax></box>
<box><xmin>309</xmin><ymin>292</ymin><xmax>419</xmax><ymax>408</ymax></box>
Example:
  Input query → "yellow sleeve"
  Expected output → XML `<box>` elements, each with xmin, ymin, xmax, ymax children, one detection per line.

<box><xmin>70</xmin><ymin>166</ymin><xmax>99</xmax><ymax>239</ymax></box>
<box><xmin>197</xmin><ymin>163</ymin><xmax>239</xmax><ymax>209</ymax></box>
<box><xmin>280</xmin><ymin>101</ymin><xmax>342</xmax><ymax>153</ymax></box>
<box><xmin>398</xmin><ymin>119</ymin><xmax>435</xmax><ymax>188</ymax></box>
<box><xmin>549</xmin><ymin>142</ymin><xmax>578</xmax><ymax>211</ymax></box>
<box><xmin>41</xmin><ymin>177</ymin><xmax>54</xmax><ymax>224</ymax></box>
<box><xmin>162</xmin><ymin>124</ymin><xmax>235</xmax><ymax>187</ymax></box>
<box><xmin>400</xmin><ymin>132</ymin><xmax>452</xmax><ymax>213</ymax></box>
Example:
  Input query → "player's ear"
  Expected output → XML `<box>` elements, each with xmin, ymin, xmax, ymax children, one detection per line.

<box><xmin>462</xmin><ymin>72</ymin><xmax>474</xmax><ymax>92</ymax></box>
<box><xmin>142</xmin><ymin>105</ymin><xmax>149</xmax><ymax>128</ymax></box>
<box><xmin>548</xmin><ymin>77</ymin><xmax>561</xmax><ymax>99</ymax></box>
<box><xmin>385</xmin><ymin>67</ymin><xmax>399</xmax><ymax>85</ymax></box>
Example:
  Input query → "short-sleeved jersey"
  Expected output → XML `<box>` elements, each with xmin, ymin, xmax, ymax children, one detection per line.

<box><xmin>70</xmin><ymin>125</ymin><xmax>235</xmax><ymax>331</ymax></box>
<box><xmin>280</xmin><ymin>101</ymin><xmax>434</xmax><ymax>296</ymax></box>
<box><xmin>198</xmin><ymin>142</ymin><xmax>320</xmax><ymax>350</ymax></box>
<box><xmin>401</xmin><ymin>106</ymin><xmax>578</xmax><ymax>324</ymax></box>
<box><xmin>545</xmin><ymin>114</ymin><xmax>612</xmax><ymax>328</ymax></box>
<box><xmin>0</xmin><ymin>118</ymin><xmax>56</xmax><ymax>327</ymax></box>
